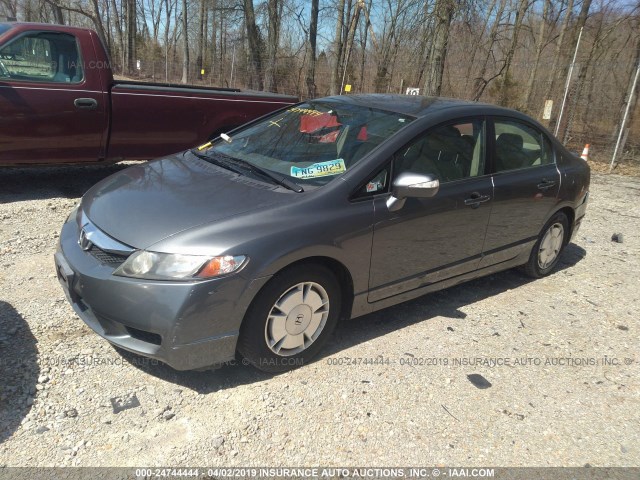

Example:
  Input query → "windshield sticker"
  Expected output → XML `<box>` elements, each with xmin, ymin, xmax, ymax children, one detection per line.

<box><xmin>288</xmin><ymin>107</ymin><xmax>324</xmax><ymax>117</ymax></box>
<box><xmin>268</xmin><ymin>117</ymin><xmax>284</xmax><ymax>128</ymax></box>
<box><xmin>290</xmin><ymin>159</ymin><xmax>346</xmax><ymax>179</ymax></box>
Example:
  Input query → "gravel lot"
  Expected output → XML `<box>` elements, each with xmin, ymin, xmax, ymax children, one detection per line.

<box><xmin>0</xmin><ymin>164</ymin><xmax>638</xmax><ymax>467</ymax></box>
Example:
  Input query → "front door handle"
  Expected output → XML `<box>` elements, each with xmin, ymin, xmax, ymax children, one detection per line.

<box><xmin>537</xmin><ymin>178</ymin><xmax>557</xmax><ymax>191</ymax></box>
<box><xmin>74</xmin><ymin>98</ymin><xmax>98</xmax><ymax>110</ymax></box>
<box><xmin>464</xmin><ymin>192</ymin><xmax>491</xmax><ymax>208</ymax></box>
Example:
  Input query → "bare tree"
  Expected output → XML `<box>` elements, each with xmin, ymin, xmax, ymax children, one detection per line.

<box><xmin>305</xmin><ymin>0</ymin><xmax>319</xmax><ymax>98</ymax></box>
<box><xmin>243</xmin><ymin>0</ymin><xmax>263</xmax><ymax>90</ymax></box>
<box><xmin>522</xmin><ymin>0</ymin><xmax>551</xmax><ymax>111</ymax></box>
<box><xmin>473</xmin><ymin>0</ymin><xmax>508</xmax><ymax>100</ymax></box>
<box><xmin>499</xmin><ymin>0</ymin><xmax>529</xmax><ymax>106</ymax></box>
<box><xmin>424</xmin><ymin>0</ymin><xmax>455</xmax><ymax>96</ymax></box>
<box><xmin>181</xmin><ymin>0</ymin><xmax>188</xmax><ymax>83</ymax></box>
<box><xmin>330</xmin><ymin>0</ymin><xmax>347</xmax><ymax>95</ymax></box>
<box><xmin>264</xmin><ymin>0</ymin><xmax>281</xmax><ymax>91</ymax></box>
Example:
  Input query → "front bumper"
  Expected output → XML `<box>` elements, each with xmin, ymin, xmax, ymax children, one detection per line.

<box><xmin>54</xmin><ymin>217</ymin><xmax>269</xmax><ymax>370</ymax></box>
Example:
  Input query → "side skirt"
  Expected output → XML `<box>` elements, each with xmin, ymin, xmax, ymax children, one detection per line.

<box><xmin>350</xmin><ymin>246</ymin><xmax>532</xmax><ymax>319</ymax></box>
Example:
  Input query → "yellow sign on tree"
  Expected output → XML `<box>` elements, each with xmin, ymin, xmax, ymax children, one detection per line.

<box><xmin>344</xmin><ymin>84</ymin><xmax>352</xmax><ymax>93</ymax></box>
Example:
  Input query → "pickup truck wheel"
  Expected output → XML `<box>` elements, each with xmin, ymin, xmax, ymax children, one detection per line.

<box><xmin>522</xmin><ymin>212</ymin><xmax>569</xmax><ymax>278</ymax></box>
<box><xmin>238</xmin><ymin>264</ymin><xmax>341</xmax><ymax>373</ymax></box>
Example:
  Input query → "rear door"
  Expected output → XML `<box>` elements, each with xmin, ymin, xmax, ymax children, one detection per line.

<box><xmin>479</xmin><ymin>116</ymin><xmax>560</xmax><ymax>268</ymax></box>
<box><xmin>0</xmin><ymin>30</ymin><xmax>107</xmax><ymax>164</ymax></box>
<box><xmin>367</xmin><ymin>117</ymin><xmax>493</xmax><ymax>302</ymax></box>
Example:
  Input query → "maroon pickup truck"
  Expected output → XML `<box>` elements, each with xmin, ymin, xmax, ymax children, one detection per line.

<box><xmin>0</xmin><ymin>22</ymin><xmax>297</xmax><ymax>165</ymax></box>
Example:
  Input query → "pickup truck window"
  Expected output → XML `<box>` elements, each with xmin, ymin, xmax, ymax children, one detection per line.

<box><xmin>0</xmin><ymin>32</ymin><xmax>83</xmax><ymax>83</ymax></box>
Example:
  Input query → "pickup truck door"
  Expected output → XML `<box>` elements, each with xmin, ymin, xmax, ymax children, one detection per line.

<box><xmin>0</xmin><ymin>30</ymin><xmax>107</xmax><ymax>165</ymax></box>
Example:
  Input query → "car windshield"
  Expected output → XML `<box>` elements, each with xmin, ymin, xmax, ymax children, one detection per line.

<box><xmin>201</xmin><ymin>100</ymin><xmax>414</xmax><ymax>188</ymax></box>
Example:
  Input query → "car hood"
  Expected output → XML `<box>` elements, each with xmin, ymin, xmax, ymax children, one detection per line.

<box><xmin>82</xmin><ymin>153</ymin><xmax>289</xmax><ymax>249</ymax></box>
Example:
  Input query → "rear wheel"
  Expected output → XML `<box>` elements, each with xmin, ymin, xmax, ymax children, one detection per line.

<box><xmin>238</xmin><ymin>264</ymin><xmax>341</xmax><ymax>373</ymax></box>
<box><xmin>523</xmin><ymin>212</ymin><xmax>569</xmax><ymax>278</ymax></box>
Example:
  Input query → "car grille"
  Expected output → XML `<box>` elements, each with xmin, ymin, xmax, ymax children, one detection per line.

<box><xmin>87</xmin><ymin>245</ymin><xmax>129</xmax><ymax>266</ymax></box>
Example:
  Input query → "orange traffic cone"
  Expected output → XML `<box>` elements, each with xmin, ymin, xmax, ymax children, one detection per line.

<box><xmin>580</xmin><ymin>144</ymin><xmax>590</xmax><ymax>161</ymax></box>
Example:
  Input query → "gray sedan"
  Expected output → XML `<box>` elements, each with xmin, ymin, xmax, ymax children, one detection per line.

<box><xmin>54</xmin><ymin>95</ymin><xmax>590</xmax><ymax>372</ymax></box>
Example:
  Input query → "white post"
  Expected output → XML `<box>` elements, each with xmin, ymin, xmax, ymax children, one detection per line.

<box><xmin>555</xmin><ymin>26</ymin><xmax>583</xmax><ymax>137</ymax></box>
<box><xmin>610</xmin><ymin>61</ymin><xmax>640</xmax><ymax>172</ymax></box>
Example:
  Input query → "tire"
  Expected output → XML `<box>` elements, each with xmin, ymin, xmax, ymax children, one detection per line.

<box><xmin>522</xmin><ymin>211</ymin><xmax>569</xmax><ymax>278</ymax></box>
<box><xmin>237</xmin><ymin>264</ymin><xmax>342</xmax><ymax>373</ymax></box>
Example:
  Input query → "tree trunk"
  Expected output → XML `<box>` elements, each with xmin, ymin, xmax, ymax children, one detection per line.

<box><xmin>463</xmin><ymin>0</ymin><xmax>496</xmax><ymax>95</ymax></box>
<box><xmin>499</xmin><ymin>0</ymin><xmax>529</xmax><ymax>106</ymax></box>
<box><xmin>210</xmin><ymin>0</ymin><xmax>217</xmax><ymax>84</ymax></box>
<box><xmin>330</xmin><ymin>0</ymin><xmax>347</xmax><ymax>95</ymax></box>
<box><xmin>51</xmin><ymin>0</ymin><xmax>64</xmax><ymax>24</ymax></box>
<box><xmin>340</xmin><ymin>2</ymin><xmax>361</xmax><ymax>93</ymax></box>
<box><xmin>110</xmin><ymin>0</ymin><xmax>125</xmax><ymax>73</ymax></box>
<box><xmin>556</xmin><ymin>0</ymin><xmax>591</xmax><ymax>140</ymax></box>
<box><xmin>358</xmin><ymin>0</ymin><xmax>371</xmax><ymax>93</ymax></box>
<box><xmin>305</xmin><ymin>0</ymin><xmax>319</xmax><ymax>98</ymax></box>
<box><xmin>264</xmin><ymin>0</ymin><xmax>280</xmax><ymax>92</ymax></box>
<box><xmin>424</xmin><ymin>0</ymin><xmax>455</xmax><ymax>96</ymax></box>
<box><xmin>126</xmin><ymin>0</ymin><xmax>136</xmax><ymax>75</ymax></box>
<box><xmin>542</xmin><ymin>0</ymin><xmax>574</xmax><ymax>106</ymax></box>
<box><xmin>243</xmin><ymin>0</ymin><xmax>263</xmax><ymax>90</ymax></box>
<box><xmin>473</xmin><ymin>0</ymin><xmax>507</xmax><ymax>100</ymax></box>
<box><xmin>181</xmin><ymin>0</ymin><xmax>189</xmax><ymax>84</ymax></box>
<box><xmin>196</xmin><ymin>0</ymin><xmax>206</xmax><ymax>80</ymax></box>
<box><xmin>523</xmin><ymin>0</ymin><xmax>550</xmax><ymax>112</ymax></box>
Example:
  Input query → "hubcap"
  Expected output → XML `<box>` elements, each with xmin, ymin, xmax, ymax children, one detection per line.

<box><xmin>538</xmin><ymin>222</ymin><xmax>564</xmax><ymax>269</ymax></box>
<box><xmin>264</xmin><ymin>282</ymin><xmax>330</xmax><ymax>356</ymax></box>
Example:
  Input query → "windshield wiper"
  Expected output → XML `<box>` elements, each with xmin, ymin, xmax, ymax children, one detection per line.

<box><xmin>231</xmin><ymin>158</ymin><xmax>304</xmax><ymax>193</ymax></box>
<box><xmin>189</xmin><ymin>148</ymin><xmax>245</xmax><ymax>175</ymax></box>
<box><xmin>190</xmin><ymin>149</ymin><xmax>304</xmax><ymax>193</ymax></box>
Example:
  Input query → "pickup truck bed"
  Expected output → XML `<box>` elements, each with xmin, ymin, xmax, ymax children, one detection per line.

<box><xmin>0</xmin><ymin>22</ymin><xmax>297</xmax><ymax>166</ymax></box>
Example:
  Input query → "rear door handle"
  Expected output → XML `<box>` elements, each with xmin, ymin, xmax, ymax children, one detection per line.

<box><xmin>537</xmin><ymin>178</ymin><xmax>557</xmax><ymax>191</ymax></box>
<box><xmin>464</xmin><ymin>192</ymin><xmax>491</xmax><ymax>208</ymax></box>
<box><xmin>74</xmin><ymin>98</ymin><xmax>98</xmax><ymax>110</ymax></box>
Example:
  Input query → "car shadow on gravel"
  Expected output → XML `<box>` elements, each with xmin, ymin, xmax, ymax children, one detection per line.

<box><xmin>322</xmin><ymin>243</ymin><xmax>587</xmax><ymax>360</ymax></box>
<box><xmin>0</xmin><ymin>301</ymin><xmax>39</xmax><ymax>444</ymax></box>
<box><xmin>0</xmin><ymin>163</ymin><xmax>132</xmax><ymax>202</ymax></box>
<box><xmin>112</xmin><ymin>244</ymin><xmax>586</xmax><ymax>391</ymax></box>
<box><xmin>114</xmin><ymin>346</ymin><xmax>272</xmax><ymax>394</ymax></box>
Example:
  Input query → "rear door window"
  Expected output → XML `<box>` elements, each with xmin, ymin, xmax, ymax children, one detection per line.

<box><xmin>493</xmin><ymin>118</ymin><xmax>553</xmax><ymax>172</ymax></box>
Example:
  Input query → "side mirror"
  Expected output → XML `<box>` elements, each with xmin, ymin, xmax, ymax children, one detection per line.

<box><xmin>387</xmin><ymin>172</ymin><xmax>439</xmax><ymax>212</ymax></box>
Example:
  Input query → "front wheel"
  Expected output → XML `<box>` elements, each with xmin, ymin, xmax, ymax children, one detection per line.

<box><xmin>238</xmin><ymin>264</ymin><xmax>342</xmax><ymax>373</ymax></box>
<box><xmin>522</xmin><ymin>212</ymin><xmax>569</xmax><ymax>278</ymax></box>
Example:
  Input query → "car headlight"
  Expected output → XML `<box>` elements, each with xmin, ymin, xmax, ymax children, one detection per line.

<box><xmin>113</xmin><ymin>251</ymin><xmax>247</xmax><ymax>280</ymax></box>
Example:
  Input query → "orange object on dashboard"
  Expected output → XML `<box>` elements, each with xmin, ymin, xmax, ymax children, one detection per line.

<box><xmin>300</xmin><ymin>113</ymin><xmax>341</xmax><ymax>133</ymax></box>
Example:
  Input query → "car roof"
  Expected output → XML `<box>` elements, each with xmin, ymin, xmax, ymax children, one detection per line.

<box><xmin>319</xmin><ymin>94</ymin><xmax>518</xmax><ymax>119</ymax></box>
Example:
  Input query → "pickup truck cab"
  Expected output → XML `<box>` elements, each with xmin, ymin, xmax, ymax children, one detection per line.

<box><xmin>0</xmin><ymin>22</ymin><xmax>297</xmax><ymax>165</ymax></box>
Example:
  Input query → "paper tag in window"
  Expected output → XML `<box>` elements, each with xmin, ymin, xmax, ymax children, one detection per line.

<box><xmin>290</xmin><ymin>159</ymin><xmax>346</xmax><ymax>179</ymax></box>
<box><xmin>366</xmin><ymin>181</ymin><xmax>382</xmax><ymax>192</ymax></box>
